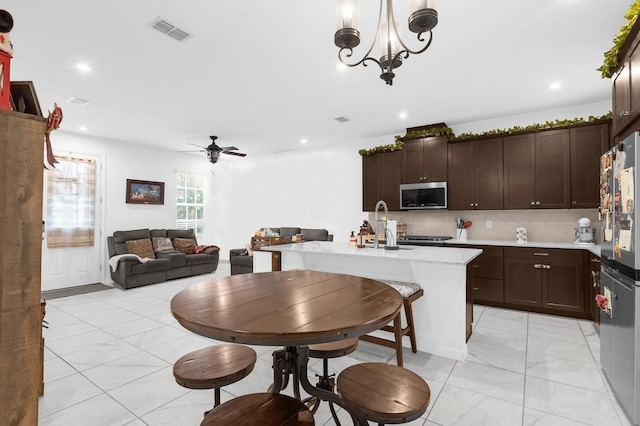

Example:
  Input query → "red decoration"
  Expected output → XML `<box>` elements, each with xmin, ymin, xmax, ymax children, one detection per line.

<box><xmin>0</xmin><ymin>50</ymin><xmax>10</xmax><ymax>111</ymax></box>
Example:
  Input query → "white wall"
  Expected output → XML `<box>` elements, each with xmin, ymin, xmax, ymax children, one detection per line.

<box><xmin>48</xmin><ymin>132</ymin><xmax>214</xmax><ymax>282</ymax></box>
<box><xmin>48</xmin><ymin>100</ymin><xmax>611</xmax><ymax>284</ymax></box>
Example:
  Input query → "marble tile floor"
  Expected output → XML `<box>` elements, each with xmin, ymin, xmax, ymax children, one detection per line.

<box><xmin>39</xmin><ymin>263</ymin><xmax>634</xmax><ymax>426</ymax></box>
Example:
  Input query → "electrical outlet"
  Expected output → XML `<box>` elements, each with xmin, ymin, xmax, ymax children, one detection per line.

<box><xmin>486</xmin><ymin>220</ymin><xmax>493</xmax><ymax>228</ymax></box>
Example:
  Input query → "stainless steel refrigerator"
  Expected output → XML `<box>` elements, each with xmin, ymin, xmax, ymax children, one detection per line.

<box><xmin>600</xmin><ymin>131</ymin><xmax>640</xmax><ymax>426</ymax></box>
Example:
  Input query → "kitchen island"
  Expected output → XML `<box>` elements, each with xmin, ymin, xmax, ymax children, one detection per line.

<box><xmin>257</xmin><ymin>241</ymin><xmax>482</xmax><ymax>361</ymax></box>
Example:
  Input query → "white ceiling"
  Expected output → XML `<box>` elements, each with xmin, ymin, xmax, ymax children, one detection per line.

<box><xmin>6</xmin><ymin>0</ymin><xmax>631</xmax><ymax>157</ymax></box>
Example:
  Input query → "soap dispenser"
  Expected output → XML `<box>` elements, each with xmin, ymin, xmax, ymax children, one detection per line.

<box><xmin>349</xmin><ymin>231</ymin><xmax>357</xmax><ymax>247</ymax></box>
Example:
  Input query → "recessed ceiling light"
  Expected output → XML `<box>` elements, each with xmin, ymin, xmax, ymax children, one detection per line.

<box><xmin>75</xmin><ymin>63</ymin><xmax>93</xmax><ymax>73</ymax></box>
<box><xmin>336</xmin><ymin>63</ymin><xmax>347</xmax><ymax>71</ymax></box>
<box><xmin>549</xmin><ymin>82</ymin><xmax>562</xmax><ymax>90</ymax></box>
<box><xmin>301</xmin><ymin>139</ymin><xmax>308</xmax><ymax>144</ymax></box>
<box><xmin>399</xmin><ymin>112</ymin><xmax>408</xmax><ymax>119</ymax></box>
<box><xmin>79</xmin><ymin>126</ymin><xmax>88</xmax><ymax>131</ymax></box>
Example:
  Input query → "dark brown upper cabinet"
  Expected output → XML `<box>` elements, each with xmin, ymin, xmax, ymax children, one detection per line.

<box><xmin>504</xmin><ymin>129</ymin><xmax>571</xmax><ymax>209</ymax></box>
<box><xmin>401</xmin><ymin>136</ymin><xmax>447</xmax><ymax>183</ymax></box>
<box><xmin>362</xmin><ymin>150</ymin><xmax>402</xmax><ymax>211</ymax></box>
<box><xmin>448</xmin><ymin>137</ymin><xmax>503</xmax><ymax>210</ymax></box>
<box><xmin>570</xmin><ymin>123</ymin><xmax>610</xmax><ymax>208</ymax></box>
<box><xmin>612</xmin><ymin>29</ymin><xmax>640</xmax><ymax>139</ymax></box>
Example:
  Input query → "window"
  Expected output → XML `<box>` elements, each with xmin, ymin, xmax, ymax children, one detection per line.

<box><xmin>176</xmin><ymin>171</ymin><xmax>205</xmax><ymax>235</ymax></box>
<box><xmin>46</xmin><ymin>156</ymin><xmax>96</xmax><ymax>248</ymax></box>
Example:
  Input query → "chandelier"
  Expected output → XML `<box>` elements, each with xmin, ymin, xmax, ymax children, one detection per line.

<box><xmin>334</xmin><ymin>0</ymin><xmax>438</xmax><ymax>86</ymax></box>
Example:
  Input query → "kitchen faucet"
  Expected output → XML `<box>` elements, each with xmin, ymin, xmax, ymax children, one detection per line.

<box><xmin>374</xmin><ymin>200</ymin><xmax>388</xmax><ymax>249</ymax></box>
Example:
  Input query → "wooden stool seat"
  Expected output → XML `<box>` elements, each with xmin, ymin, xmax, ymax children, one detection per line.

<box><xmin>308</xmin><ymin>337</ymin><xmax>359</xmax><ymax>359</ymax></box>
<box><xmin>200</xmin><ymin>393</ymin><xmax>315</xmax><ymax>426</ymax></box>
<box><xmin>359</xmin><ymin>280</ymin><xmax>423</xmax><ymax>367</ymax></box>
<box><xmin>337</xmin><ymin>362</ymin><xmax>430</xmax><ymax>425</ymax></box>
<box><xmin>173</xmin><ymin>344</ymin><xmax>256</xmax><ymax>409</ymax></box>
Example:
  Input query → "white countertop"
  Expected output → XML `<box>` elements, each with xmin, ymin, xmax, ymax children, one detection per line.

<box><xmin>260</xmin><ymin>241</ymin><xmax>482</xmax><ymax>266</ymax></box>
<box><xmin>445</xmin><ymin>239</ymin><xmax>601</xmax><ymax>256</ymax></box>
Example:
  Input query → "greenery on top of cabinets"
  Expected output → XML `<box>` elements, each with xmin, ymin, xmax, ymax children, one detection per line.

<box><xmin>598</xmin><ymin>1</ymin><xmax>640</xmax><ymax>78</ymax></box>
<box><xmin>358</xmin><ymin>113</ymin><xmax>612</xmax><ymax>155</ymax></box>
<box><xmin>358</xmin><ymin>139</ymin><xmax>403</xmax><ymax>156</ymax></box>
<box><xmin>451</xmin><ymin>113</ymin><xmax>612</xmax><ymax>141</ymax></box>
<box><xmin>393</xmin><ymin>126</ymin><xmax>455</xmax><ymax>145</ymax></box>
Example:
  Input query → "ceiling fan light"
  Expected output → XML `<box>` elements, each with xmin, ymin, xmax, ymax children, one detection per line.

<box><xmin>408</xmin><ymin>0</ymin><xmax>438</xmax><ymax>33</ymax></box>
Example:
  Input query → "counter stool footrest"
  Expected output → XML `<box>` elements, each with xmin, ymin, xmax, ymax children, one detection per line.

<box><xmin>359</xmin><ymin>283</ymin><xmax>423</xmax><ymax>367</ymax></box>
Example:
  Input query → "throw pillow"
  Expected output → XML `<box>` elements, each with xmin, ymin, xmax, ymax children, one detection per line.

<box><xmin>174</xmin><ymin>238</ymin><xmax>195</xmax><ymax>255</ymax></box>
<box><xmin>125</xmin><ymin>239</ymin><xmax>156</xmax><ymax>259</ymax></box>
<box><xmin>152</xmin><ymin>237</ymin><xmax>174</xmax><ymax>253</ymax></box>
<box><xmin>245</xmin><ymin>242</ymin><xmax>254</xmax><ymax>256</ymax></box>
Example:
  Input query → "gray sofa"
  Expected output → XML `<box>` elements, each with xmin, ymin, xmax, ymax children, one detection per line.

<box><xmin>107</xmin><ymin>228</ymin><xmax>220</xmax><ymax>289</ymax></box>
<box><xmin>229</xmin><ymin>227</ymin><xmax>332</xmax><ymax>275</ymax></box>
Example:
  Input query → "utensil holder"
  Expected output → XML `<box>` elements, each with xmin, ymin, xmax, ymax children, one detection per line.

<box><xmin>458</xmin><ymin>229</ymin><xmax>467</xmax><ymax>241</ymax></box>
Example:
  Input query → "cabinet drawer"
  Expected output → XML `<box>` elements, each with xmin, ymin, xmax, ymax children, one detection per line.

<box><xmin>472</xmin><ymin>278</ymin><xmax>504</xmax><ymax>303</ymax></box>
<box><xmin>503</xmin><ymin>247</ymin><xmax>582</xmax><ymax>262</ymax></box>
<box><xmin>471</xmin><ymin>246</ymin><xmax>504</xmax><ymax>279</ymax></box>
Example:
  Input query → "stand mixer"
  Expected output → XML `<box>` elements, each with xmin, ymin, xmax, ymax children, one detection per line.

<box><xmin>574</xmin><ymin>217</ymin><xmax>596</xmax><ymax>246</ymax></box>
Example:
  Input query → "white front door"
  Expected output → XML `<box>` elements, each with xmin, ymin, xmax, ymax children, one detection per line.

<box><xmin>41</xmin><ymin>153</ymin><xmax>103</xmax><ymax>291</ymax></box>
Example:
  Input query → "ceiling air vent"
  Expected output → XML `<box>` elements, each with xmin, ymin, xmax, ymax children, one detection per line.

<box><xmin>149</xmin><ymin>17</ymin><xmax>192</xmax><ymax>42</ymax></box>
<box><xmin>334</xmin><ymin>116</ymin><xmax>350</xmax><ymax>123</ymax></box>
<box><xmin>66</xmin><ymin>97</ymin><xmax>91</xmax><ymax>106</ymax></box>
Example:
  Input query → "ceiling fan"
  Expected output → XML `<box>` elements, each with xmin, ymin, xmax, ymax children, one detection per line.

<box><xmin>182</xmin><ymin>136</ymin><xmax>247</xmax><ymax>165</ymax></box>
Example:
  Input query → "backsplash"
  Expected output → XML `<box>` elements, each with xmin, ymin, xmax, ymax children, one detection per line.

<box><xmin>369</xmin><ymin>209</ymin><xmax>600</xmax><ymax>244</ymax></box>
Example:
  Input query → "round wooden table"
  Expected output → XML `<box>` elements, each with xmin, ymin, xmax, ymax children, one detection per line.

<box><xmin>170</xmin><ymin>269</ymin><xmax>403</xmax><ymax>346</ymax></box>
<box><xmin>171</xmin><ymin>270</ymin><xmax>403</xmax><ymax>425</ymax></box>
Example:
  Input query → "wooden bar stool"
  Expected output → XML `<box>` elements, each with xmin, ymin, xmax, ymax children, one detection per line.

<box><xmin>200</xmin><ymin>393</ymin><xmax>315</xmax><ymax>426</ymax></box>
<box><xmin>359</xmin><ymin>280</ymin><xmax>423</xmax><ymax>367</ymax></box>
<box><xmin>173</xmin><ymin>344</ymin><xmax>256</xmax><ymax>415</ymax></box>
<box><xmin>337</xmin><ymin>362</ymin><xmax>430</xmax><ymax>425</ymax></box>
<box><xmin>303</xmin><ymin>338</ymin><xmax>359</xmax><ymax>417</ymax></box>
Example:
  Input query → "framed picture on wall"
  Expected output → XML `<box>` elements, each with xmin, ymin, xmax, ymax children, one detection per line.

<box><xmin>126</xmin><ymin>179</ymin><xmax>165</xmax><ymax>205</ymax></box>
<box><xmin>9</xmin><ymin>81</ymin><xmax>43</xmax><ymax>117</ymax></box>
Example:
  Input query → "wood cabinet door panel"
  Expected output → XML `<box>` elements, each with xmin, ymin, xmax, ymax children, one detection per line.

<box><xmin>570</xmin><ymin>124</ymin><xmax>609</xmax><ymax>208</ymax></box>
<box><xmin>504</xmin><ymin>134</ymin><xmax>536</xmax><ymax>209</ymax></box>
<box><xmin>362</xmin><ymin>154</ymin><xmax>380</xmax><ymax>211</ymax></box>
<box><xmin>473</xmin><ymin>137</ymin><xmax>504</xmax><ymax>210</ymax></box>
<box><xmin>472</xmin><ymin>278</ymin><xmax>504</xmax><ymax>303</ymax></box>
<box><xmin>401</xmin><ymin>140</ymin><xmax>424</xmax><ymax>183</ymax></box>
<box><xmin>380</xmin><ymin>150</ymin><xmax>402</xmax><ymax>211</ymax></box>
<box><xmin>542</xmin><ymin>260</ymin><xmax>584</xmax><ymax>313</ymax></box>
<box><xmin>447</xmin><ymin>141</ymin><xmax>474</xmax><ymax>210</ymax></box>
<box><xmin>613</xmin><ymin>64</ymin><xmax>631</xmax><ymax>136</ymax></box>
<box><xmin>535</xmin><ymin>130</ymin><xmax>571</xmax><ymax>208</ymax></box>
<box><xmin>630</xmin><ymin>42</ymin><xmax>640</xmax><ymax>128</ymax></box>
<box><xmin>504</xmin><ymin>258</ymin><xmax>541</xmax><ymax>306</ymax></box>
<box><xmin>470</xmin><ymin>246</ymin><xmax>504</xmax><ymax>280</ymax></box>
<box><xmin>424</xmin><ymin>137</ymin><xmax>448</xmax><ymax>182</ymax></box>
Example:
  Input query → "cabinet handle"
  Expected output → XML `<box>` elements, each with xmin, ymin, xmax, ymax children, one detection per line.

<box><xmin>534</xmin><ymin>264</ymin><xmax>551</xmax><ymax>269</ymax></box>
<box><xmin>572</xmin><ymin>201</ymin><xmax>577</xmax><ymax>205</ymax></box>
<box><xmin>620</xmin><ymin>110</ymin><xmax>631</xmax><ymax>117</ymax></box>
<box><xmin>536</xmin><ymin>201</ymin><xmax>541</xmax><ymax>206</ymax></box>
<box><xmin>534</xmin><ymin>252</ymin><xmax>549</xmax><ymax>256</ymax></box>
<box><xmin>591</xmin><ymin>270</ymin><xmax>598</xmax><ymax>288</ymax></box>
<box><xmin>530</xmin><ymin>201</ymin><xmax>535</xmax><ymax>206</ymax></box>
<box><xmin>472</xmin><ymin>287</ymin><xmax>479</xmax><ymax>291</ymax></box>
<box><xmin>470</xmin><ymin>203</ymin><xmax>474</xmax><ymax>207</ymax></box>
<box><xmin>591</xmin><ymin>258</ymin><xmax>600</xmax><ymax>264</ymax></box>
<box><xmin>474</xmin><ymin>203</ymin><xmax>479</xmax><ymax>207</ymax></box>
<box><xmin>472</xmin><ymin>265</ymin><xmax>480</xmax><ymax>269</ymax></box>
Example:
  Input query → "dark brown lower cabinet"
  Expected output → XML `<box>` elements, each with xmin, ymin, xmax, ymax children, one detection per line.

<box><xmin>462</xmin><ymin>245</ymin><xmax>504</xmax><ymax>304</ymax></box>
<box><xmin>503</xmin><ymin>247</ymin><xmax>586</xmax><ymax>318</ymax></box>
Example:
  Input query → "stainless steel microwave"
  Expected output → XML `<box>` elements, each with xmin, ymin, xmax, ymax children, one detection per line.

<box><xmin>400</xmin><ymin>182</ymin><xmax>447</xmax><ymax>210</ymax></box>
